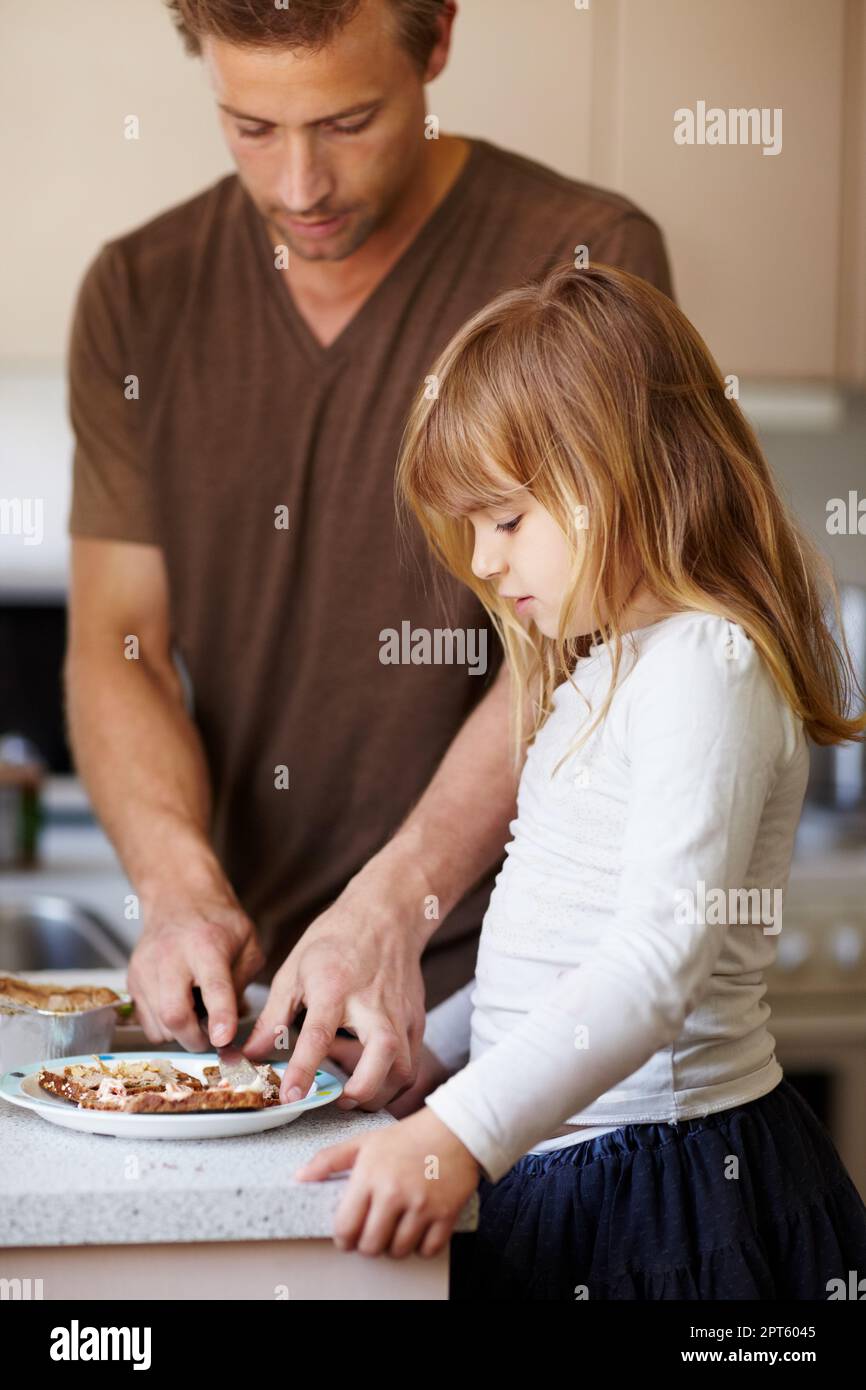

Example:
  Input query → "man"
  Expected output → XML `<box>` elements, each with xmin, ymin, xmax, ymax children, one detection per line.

<box><xmin>65</xmin><ymin>0</ymin><xmax>673</xmax><ymax>1110</ymax></box>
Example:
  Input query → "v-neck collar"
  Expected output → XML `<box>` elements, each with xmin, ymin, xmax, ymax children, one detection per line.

<box><xmin>244</xmin><ymin>137</ymin><xmax>483</xmax><ymax>363</ymax></box>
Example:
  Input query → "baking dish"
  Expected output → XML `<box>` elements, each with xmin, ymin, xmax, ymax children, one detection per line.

<box><xmin>0</xmin><ymin>988</ymin><xmax>132</xmax><ymax>1073</ymax></box>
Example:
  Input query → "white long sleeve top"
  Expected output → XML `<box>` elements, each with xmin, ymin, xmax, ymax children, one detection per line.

<box><xmin>423</xmin><ymin>611</ymin><xmax>810</xmax><ymax>1183</ymax></box>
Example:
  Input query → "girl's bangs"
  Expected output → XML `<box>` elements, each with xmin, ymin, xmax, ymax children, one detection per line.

<box><xmin>408</xmin><ymin>376</ymin><xmax>530</xmax><ymax>520</ymax></box>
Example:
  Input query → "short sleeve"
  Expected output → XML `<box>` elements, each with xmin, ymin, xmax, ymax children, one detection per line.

<box><xmin>593</xmin><ymin>212</ymin><xmax>676</xmax><ymax>302</ymax></box>
<box><xmin>67</xmin><ymin>242</ymin><xmax>157</xmax><ymax>543</ymax></box>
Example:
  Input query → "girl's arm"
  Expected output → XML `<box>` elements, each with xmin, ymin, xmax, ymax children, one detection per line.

<box><xmin>421</xmin><ymin>977</ymin><xmax>477</xmax><ymax>1074</ymax></box>
<box><xmin>424</xmin><ymin>620</ymin><xmax>803</xmax><ymax>1183</ymax></box>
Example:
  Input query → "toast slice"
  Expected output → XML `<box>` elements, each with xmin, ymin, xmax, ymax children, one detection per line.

<box><xmin>201</xmin><ymin>1064</ymin><xmax>282</xmax><ymax>1108</ymax></box>
<box><xmin>100</xmin><ymin>1074</ymin><xmax>282</xmax><ymax>1113</ymax></box>
<box><xmin>38</xmin><ymin>1057</ymin><xmax>204</xmax><ymax>1108</ymax></box>
<box><xmin>36</xmin><ymin>1056</ymin><xmax>282</xmax><ymax>1112</ymax></box>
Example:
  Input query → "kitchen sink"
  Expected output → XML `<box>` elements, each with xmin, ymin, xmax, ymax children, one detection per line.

<box><xmin>0</xmin><ymin>896</ymin><xmax>129</xmax><ymax>971</ymax></box>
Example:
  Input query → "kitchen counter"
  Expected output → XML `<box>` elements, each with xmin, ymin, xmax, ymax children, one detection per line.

<box><xmin>0</xmin><ymin>802</ymin><xmax>481</xmax><ymax>1298</ymax></box>
<box><xmin>0</xmin><ymin>1086</ymin><xmax>479</xmax><ymax>1300</ymax></box>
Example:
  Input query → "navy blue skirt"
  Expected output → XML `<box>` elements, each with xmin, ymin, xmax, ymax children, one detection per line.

<box><xmin>449</xmin><ymin>1078</ymin><xmax>866</xmax><ymax>1300</ymax></box>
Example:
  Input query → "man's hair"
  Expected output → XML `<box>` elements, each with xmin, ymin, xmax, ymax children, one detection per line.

<box><xmin>165</xmin><ymin>0</ymin><xmax>448</xmax><ymax>71</ymax></box>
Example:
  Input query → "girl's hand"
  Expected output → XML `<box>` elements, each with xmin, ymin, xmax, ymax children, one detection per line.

<box><xmin>292</xmin><ymin>1107</ymin><xmax>481</xmax><ymax>1258</ymax></box>
<box><xmin>326</xmin><ymin>1034</ymin><xmax>452</xmax><ymax>1117</ymax></box>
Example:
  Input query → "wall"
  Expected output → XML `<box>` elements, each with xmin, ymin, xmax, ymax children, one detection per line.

<box><xmin>1</xmin><ymin>0</ymin><xmax>863</xmax><ymax>593</ymax></box>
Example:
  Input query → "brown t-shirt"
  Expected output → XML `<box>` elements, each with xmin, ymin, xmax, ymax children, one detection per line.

<box><xmin>67</xmin><ymin>135</ymin><xmax>674</xmax><ymax>1008</ymax></box>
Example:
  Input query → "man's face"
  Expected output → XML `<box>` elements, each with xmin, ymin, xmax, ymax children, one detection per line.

<box><xmin>203</xmin><ymin>0</ymin><xmax>436</xmax><ymax>262</ymax></box>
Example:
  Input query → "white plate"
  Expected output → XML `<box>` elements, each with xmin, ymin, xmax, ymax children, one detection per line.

<box><xmin>0</xmin><ymin>1051</ymin><xmax>343</xmax><ymax>1139</ymax></box>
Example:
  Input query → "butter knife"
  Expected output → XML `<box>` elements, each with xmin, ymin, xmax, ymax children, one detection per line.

<box><xmin>192</xmin><ymin>986</ymin><xmax>260</xmax><ymax>1087</ymax></box>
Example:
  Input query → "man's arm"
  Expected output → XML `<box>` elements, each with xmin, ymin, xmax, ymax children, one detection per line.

<box><xmin>374</xmin><ymin>657</ymin><xmax>520</xmax><ymax>938</ymax></box>
<box><xmin>246</xmin><ymin>658</ymin><xmax>528</xmax><ymax>1108</ymax></box>
<box><xmin>65</xmin><ymin>537</ymin><xmax>265</xmax><ymax>1048</ymax></box>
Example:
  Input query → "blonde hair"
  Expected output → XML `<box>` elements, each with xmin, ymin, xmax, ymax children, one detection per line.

<box><xmin>395</xmin><ymin>261</ymin><xmax>865</xmax><ymax>771</ymax></box>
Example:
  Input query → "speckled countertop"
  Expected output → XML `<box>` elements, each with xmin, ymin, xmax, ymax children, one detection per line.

<box><xmin>0</xmin><ymin>1095</ymin><xmax>479</xmax><ymax>1247</ymax></box>
<box><xmin>0</xmin><ymin>796</ymin><xmax>479</xmax><ymax>1248</ymax></box>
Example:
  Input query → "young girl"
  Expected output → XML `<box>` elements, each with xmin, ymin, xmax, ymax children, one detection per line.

<box><xmin>293</xmin><ymin>262</ymin><xmax>866</xmax><ymax>1300</ymax></box>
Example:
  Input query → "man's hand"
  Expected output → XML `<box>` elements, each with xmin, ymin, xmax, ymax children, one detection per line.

<box><xmin>326</xmin><ymin>1035</ymin><xmax>452</xmax><ymax>1119</ymax></box>
<box><xmin>128</xmin><ymin>872</ymin><xmax>266</xmax><ymax>1053</ymax></box>
<box><xmin>245</xmin><ymin>663</ymin><xmax>520</xmax><ymax>1111</ymax></box>
<box><xmin>243</xmin><ymin>855</ymin><xmax>430</xmax><ymax>1110</ymax></box>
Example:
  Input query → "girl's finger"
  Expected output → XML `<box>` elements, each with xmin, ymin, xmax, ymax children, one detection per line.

<box><xmin>293</xmin><ymin>1139</ymin><xmax>358</xmax><ymax>1181</ymax></box>
<box><xmin>332</xmin><ymin>1178</ymin><xmax>374</xmax><ymax>1251</ymax></box>
<box><xmin>356</xmin><ymin>1194</ymin><xmax>405</xmax><ymax>1257</ymax></box>
<box><xmin>388</xmin><ymin>1210</ymin><xmax>430</xmax><ymax>1260</ymax></box>
<box><xmin>419</xmin><ymin>1219</ymin><xmax>453</xmax><ymax>1259</ymax></box>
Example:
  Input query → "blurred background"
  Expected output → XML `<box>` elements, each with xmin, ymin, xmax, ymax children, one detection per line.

<box><xmin>1</xmin><ymin>0</ymin><xmax>864</xmax><ymax>1189</ymax></box>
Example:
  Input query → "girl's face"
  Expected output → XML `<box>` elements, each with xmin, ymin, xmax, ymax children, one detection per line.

<box><xmin>467</xmin><ymin>489</ymin><xmax>589</xmax><ymax>640</ymax></box>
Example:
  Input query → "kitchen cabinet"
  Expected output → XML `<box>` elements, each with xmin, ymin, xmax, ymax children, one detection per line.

<box><xmin>587</xmin><ymin>0</ymin><xmax>864</xmax><ymax>381</ymax></box>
